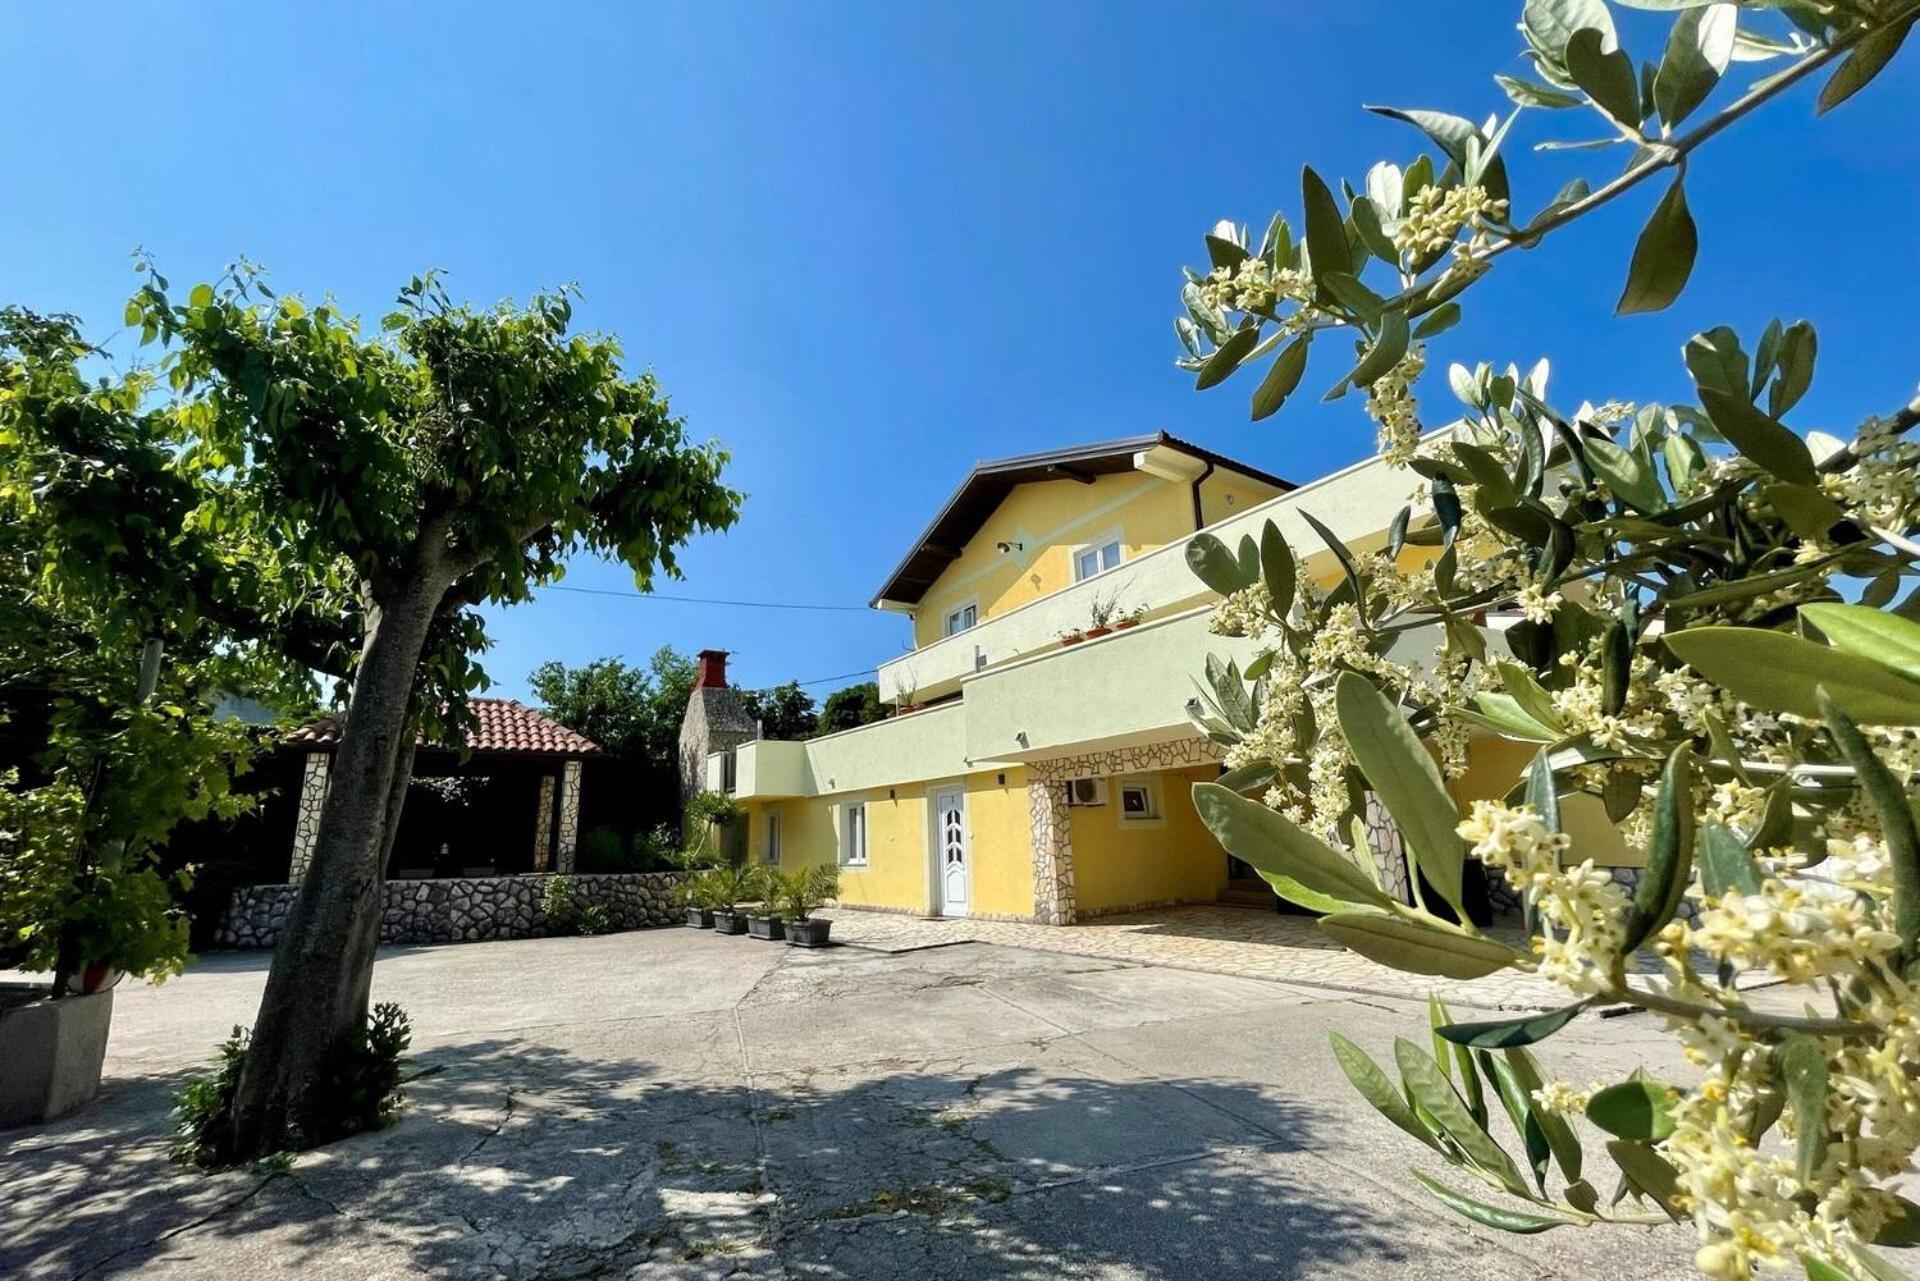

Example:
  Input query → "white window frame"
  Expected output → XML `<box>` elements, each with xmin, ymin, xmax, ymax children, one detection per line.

<box><xmin>942</xmin><ymin>597</ymin><xmax>979</xmax><ymax>637</ymax></box>
<box><xmin>1116</xmin><ymin>777</ymin><xmax>1165</xmax><ymax>828</ymax></box>
<box><xmin>764</xmin><ymin>810</ymin><xmax>781</xmax><ymax>865</ymax></box>
<box><xmin>1072</xmin><ymin>529</ymin><xmax>1125</xmax><ymax>583</ymax></box>
<box><xmin>841</xmin><ymin>802</ymin><xmax>869</xmax><ymax>867</ymax></box>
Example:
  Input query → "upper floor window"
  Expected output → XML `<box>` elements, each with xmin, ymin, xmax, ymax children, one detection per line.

<box><xmin>1074</xmin><ymin>538</ymin><xmax>1123</xmax><ymax>582</ymax></box>
<box><xmin>720</xmin><ymin>750</ymin><xmax>738</xmax><ymax>793</ymax></box>
<box><xmin>944</xmin><ymin>601</ymin><xmax>977</xmax><ymax>636</ymax></box>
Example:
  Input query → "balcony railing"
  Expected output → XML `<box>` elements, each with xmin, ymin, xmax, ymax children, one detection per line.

<box><xmin>878</xmin><ymin>441</ymin><xmax>1432</xmax><ymax>703</ymax></box>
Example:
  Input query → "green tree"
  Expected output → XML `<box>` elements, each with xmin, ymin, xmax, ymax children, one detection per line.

<box><xmin>96</xmin><ymin>266</ymin><xmax>742</xmax><ymax>1159</ymax></box>
<box><xmin>1175</xmin><ymin>3</ymin><xmax>1918</xmax><ymax>1275</ymax></box>
<box><xmin>736</xmin><ymin>679</ymin><xmax>817</xmax><ymax>740</ymax></box>
<box><xmin>816</xmin><ymin>681</ymin><xmax>884</xmax><ymax>736</ymax></box>
<box><xmin>0</xmin><ymin>307</ymin><xmax>313</xmax><ymax>993</ymax></box>
<box><xmin>528</xmin><ymin>657</ymin><xmax>654</xmax><ymax>760</ymax></box>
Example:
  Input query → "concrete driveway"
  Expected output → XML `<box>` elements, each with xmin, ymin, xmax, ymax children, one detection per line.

<box><xmin>3</xmin><ymin>927</ymin><xmax>1708</xmax><ymax>1280</ymax></box>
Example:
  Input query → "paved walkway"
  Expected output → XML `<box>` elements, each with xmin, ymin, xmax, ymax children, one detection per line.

<box><xmin>820</xmin><ymin>904</ymin><xmax>1570</xmax><ymax>1011</ymax></box>
<box><xmin>2</xmin><ymin>929</ymin><xmax>1714</xmax><ymax>1280</ymax></box>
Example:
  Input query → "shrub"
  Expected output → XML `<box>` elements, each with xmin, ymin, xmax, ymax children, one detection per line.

<box><xmin>576</xmin><ymin>825</ymin><xmax>627</xmax><ymax>872</ymax></box>
<box><xmin>170</xmin><ymin>1002</ymin><xmax>412</xmax><ymax>1169</ymax></box>
<box><xmin>576</xmin><ymin>902</ymin><xmax>615</xmax><ymax>936</ymax></box>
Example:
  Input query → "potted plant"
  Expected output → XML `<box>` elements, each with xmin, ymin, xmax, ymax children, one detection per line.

<box><xmin>779</xmin><ymin>864</ymin><xmax>841</xmax><ymax>948</ymax></box>
<box><xmin>1084</xmin><ymin>593</ymin><xmax>1119</xmax><ymax>639</ymax></box>
<box><xmin>1058</xmin><ymin>627</ymin><xmax>1087</xmax><ymax>646</ymax></box>
<box><xmin>745</xmin><ymin>866</ymin><xmax>785</xmax><ymax>941</ymax></box>
<box><xmin>676</xmin><ymin>871</ymin><xmax>716</xmax><ymax>928</ymax></box>
<box><xmin>1114</xmin><ymin>604</ymin><xmax>1146</xmax><ymax>631</ymax></box>
<box><xmin>1</xmin><ymin>634</ymin><xmax>238</xmax><ymax>1129</ymax></box>
<box><xmin>707</xmin><ymin>864</ymin><xmax>755</xmax><ymax>935</ymax></box>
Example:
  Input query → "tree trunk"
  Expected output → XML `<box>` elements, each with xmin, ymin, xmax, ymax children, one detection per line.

<box><xmin>226</xmin><ymin>574</ymin><xmax>444</xmax><ymax>1157</ymax></box>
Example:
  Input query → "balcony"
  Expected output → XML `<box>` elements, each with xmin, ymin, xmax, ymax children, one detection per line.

<box><xmin>961</xmin><ymin>608</ymin><xmax>1261</xmax><ymax>763</ymax></box>
<box><xmin>877</xmin><ymin>441</ymin><xmax>1429</xmax><ymax>704</ymax></box>
<box><xmin>707</xmin><ymin>701</ymin><xmax>972</xmax><ymax>801</ymax></box>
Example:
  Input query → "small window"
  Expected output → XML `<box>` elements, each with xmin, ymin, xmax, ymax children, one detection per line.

<box><xmin>720</xmin><ymin>750</ymin><xmax>738</xmax><ymax>793</ymax></box>
<box><xmin>765</xmin><ymin>811</ymin><xmax>781</xmax><ymax>865</ymax></box>
<box><xmin>1065</xmin><ymin>777</ymin><xmax>1107</xmax><ymax>807</ymax></box>
<box><xmin>1074</xmin><ymin>538</ymin><xmax>1123</xmax><ymax>582</ymax></box>
<box><xmin>1118</xmin><ymin>780</ymin><xmax>1161</xmax><ymax>823</ymax></box>
<box><xmin>944</xmin><ymin>602</ymin><xmax>977</xmax><ymax>636</ymax></box>
<box><xmin>842</xmin><ymin>803</ymin><xmax>869</xmax><ymax>867</ymax></box>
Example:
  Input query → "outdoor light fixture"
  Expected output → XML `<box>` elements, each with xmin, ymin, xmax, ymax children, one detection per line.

<box><xmin>996</xmin><ymin>540</ymin><xmax>1024</xmax><ymax>554</ymax></box>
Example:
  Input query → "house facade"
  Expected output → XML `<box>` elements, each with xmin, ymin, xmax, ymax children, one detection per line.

<box><xmin>705</xmin><ymin>431</ymin><xmax>1639</xmax><ymax>925</ymax></box>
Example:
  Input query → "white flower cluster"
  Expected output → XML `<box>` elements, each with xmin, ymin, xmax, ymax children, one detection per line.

<box><xmin>1366</xmin><ymin>345</ymin><xmax>1427</xmax><ymax>465</ymax></box>
<box><xmin>1457</xmin><ymin>800</ymin><xmax>1627</xmax><ymax>993</ymax></box>
<box><xmin>1197</xmin><ymin>257</ymin><xmax>1311</xmax><ymax>315</ymax></box>
<box><xmin>1393</xmin><ymin>185</ymin><xmax>1509</xmax><ymax>259</ymax></box>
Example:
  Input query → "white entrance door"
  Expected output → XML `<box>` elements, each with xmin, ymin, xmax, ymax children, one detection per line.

<box><xmin>935</xmin><ymin>787</ymin><xmax>970</xmax><ymax>917</ymax></box>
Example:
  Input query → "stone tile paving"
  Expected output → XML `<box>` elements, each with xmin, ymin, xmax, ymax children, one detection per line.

<box><xmin>817</xmin><ymin>905</ymin><xmax>1573</xmax><ymax>1011</ymax></box>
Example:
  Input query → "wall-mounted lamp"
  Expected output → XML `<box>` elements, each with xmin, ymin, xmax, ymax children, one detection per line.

<box><xmin>996</xmin><ymin>540</ymin><xmax>1024</xmax><ymax>554</ymax></box>
<box><xmin>1015</xmin><ymin>731</ymin><xmax>1029</xmax><ymax>749</ymax></box>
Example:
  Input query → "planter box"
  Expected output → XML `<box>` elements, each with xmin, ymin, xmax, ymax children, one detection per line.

<box><xmin>746</xmin><ymin>915</ymin><xmax>785</xmax><ymax>941</ymax></box>
<box><xmin>711</xmin><ymin>910</ymin><xmax>748</xmax><ymax>935</ymax></box>
<box><xmin>0</xmin><ymin>985</ymin><xmax>113</xmax><ymax>1129</ymax></box>
<box><xmin>785</xmin><ymin>918</ymin><xmax>833</xmax><ymax>948</ymax></box>
<box><xmin>684</xmin><ymin>906</ymin><xmax>715</xmax><ymax>929</ymax></box>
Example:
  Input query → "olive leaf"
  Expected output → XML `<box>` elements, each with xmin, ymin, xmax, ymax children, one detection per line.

<box><xmin>1668</xmin><ymin>627</ymin><xmax>1920</xmax><ymax>724</ymax></box>
<box><xmin>1251</xmin><ymin>333</ymin><xmax>1312</xmax><ymax>421</ymax></box>
<box><xmin>1615</xmin><ymin>177</ymin><xmax>1697</xmax><ymax>315</ymax></box>
<box><xmin>1193</xmin><ymin>782</ymin><xmax>1394</xmax><ymax>913</ymax></box>
<box><xmin>1623</xmin><ymin>744</ymin><xmax>1693</xmax><ymax>952</ymax></box>
<box><xmin>1320</xmin><ymin>913</ymin><xmax>1522</xmax><ymax>979</ymax></box>
<box><xmin>1652</xmin><ymin>2</ymin><xmax>1735</xmax><ymax>129</ymax></box>
<box><xmin>1335</xmin><ymin>672</ymin><xmax>1469</xmax><ymax>914</ymax></box>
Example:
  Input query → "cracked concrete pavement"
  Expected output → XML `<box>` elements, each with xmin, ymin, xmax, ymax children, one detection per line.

<box><xmin>1</xmin><ymin>926</ymin><xmax>1738</xmax><ymax>1279</ymax></box>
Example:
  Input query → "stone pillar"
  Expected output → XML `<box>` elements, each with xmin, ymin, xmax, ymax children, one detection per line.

<box><xmin>1362</xmin><ymin>792</ymin><xmax>1412</xmax><ymax>905</ymax></box>
<box><xmin>556</xmin><ymin>759</ymin><xmax>582</xmax><ymax>873</ymax></box>
<box><xmin>1025</xmin><ymin>778</ymin><xmax>1077</xmax><ymax>926</ymax></box>
<box><xmin>289</xmin><ymin>752</ymin><xmax>331</xmax><ymax>886</ymax></box>
<box><xmin>531</xmin><ymin>775</ymin><xmax>557</xmax><ymax>872</ymax></box>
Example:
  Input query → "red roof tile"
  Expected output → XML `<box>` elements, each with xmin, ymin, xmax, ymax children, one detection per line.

<box><xmin>285</xmin><ymin>698</ymin><xmax>603</xmax><ymax>757</ymax></box>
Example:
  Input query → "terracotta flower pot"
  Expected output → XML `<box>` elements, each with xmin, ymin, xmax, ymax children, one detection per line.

<box><xmin>1060</xmin><ymin>633</ymin><xmax>1086</xmax><ymax>646</ymax></box>
<box><xmin>1113</xmin><ymin>617</ymin><xmax>1141</xmax><ymax>630</ymax></box>
<box><xmin>1084</xmin><ymin>625</ymin><xmax>1113</xmax><ymax>639</ymax></box>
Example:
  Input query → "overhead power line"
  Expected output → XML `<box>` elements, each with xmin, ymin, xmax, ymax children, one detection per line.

<box><xmin>543</xmin><ymin>584</ymin><xmax>872</xmax><ymax>613</ymax></box>
<box><xmin>791</xmin><ymin>667</ymin><xmax>879</xmax><ymax>689</ymax></box>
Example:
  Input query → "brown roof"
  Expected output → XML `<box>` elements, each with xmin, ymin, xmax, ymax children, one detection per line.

<box><xmin>870</xmin><ymin>432</ymin><xmax>1293</xmax><ymax>608</ymax></box>
<box><xmin>285</xmin><ymin>698</ymin><xmax>603</xmax><ymax>757</ymax></box>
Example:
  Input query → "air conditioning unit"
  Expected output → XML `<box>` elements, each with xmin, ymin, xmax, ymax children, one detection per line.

<box><xmin>1065</xmin><ymin>777</ymin><xmax>1107</xmax><ymax>807</ymax></box>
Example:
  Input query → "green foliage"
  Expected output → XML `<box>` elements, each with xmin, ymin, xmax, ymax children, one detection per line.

<box><xmin>817</xmin><ymin>682</ymin><xmax>886</xmax><ymax>736</ymax></box>
<box><xmin>703</xmin><ymin>863</ymin><xmax>757</xmax><ymax>913</ymax></box>
<box><xmin>736</xmin><ymin>681</ymin><xmax>818</xmax><ymax>741</ymax></box>
<box><xmin>770</xmin><ymin>863</ymin><xmax>840</xmax><ymax>922</ymax></box>
<box><xmin>1</xmin><ymin>306</ymin><xmax>311</xmax><ymax>988</ymax></box>
<box><xmin>530</xmin><ymin>651</ymin><xmax>692</xmax><ymax>763</ymax></box>
<box><xmin>541</xmin><ymin>874</ymin><xmax>617</xmax><ymax>937</ymax></box>
<box><xmin>170</xmin><ymin>1003</ymin><xmax>412</xmax><ymax>1169</ymax></box>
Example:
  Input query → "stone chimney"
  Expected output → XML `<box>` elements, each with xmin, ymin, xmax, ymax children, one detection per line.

<box><xmin>678</xmin><ymin>648</ymin><xmax>756</xmax><ymax>857</ymax></box>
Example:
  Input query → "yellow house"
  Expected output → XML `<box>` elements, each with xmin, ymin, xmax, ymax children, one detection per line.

<box><xmin>706</xmin><ymin>431</ymin><xmax>1637</xmax><ymax>925</ymax></box>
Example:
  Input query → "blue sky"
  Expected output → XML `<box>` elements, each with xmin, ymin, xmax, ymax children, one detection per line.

<box><xmin>5</xmin><ymin>2</ymin><xmax>1915</xmax><ymax>703</ymax></box>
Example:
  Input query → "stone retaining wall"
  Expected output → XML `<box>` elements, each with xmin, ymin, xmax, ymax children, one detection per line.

<box><xmin>213</xmin><ymin>871</ymin><xmax>685</xmax><ymax>949</ymax></box>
